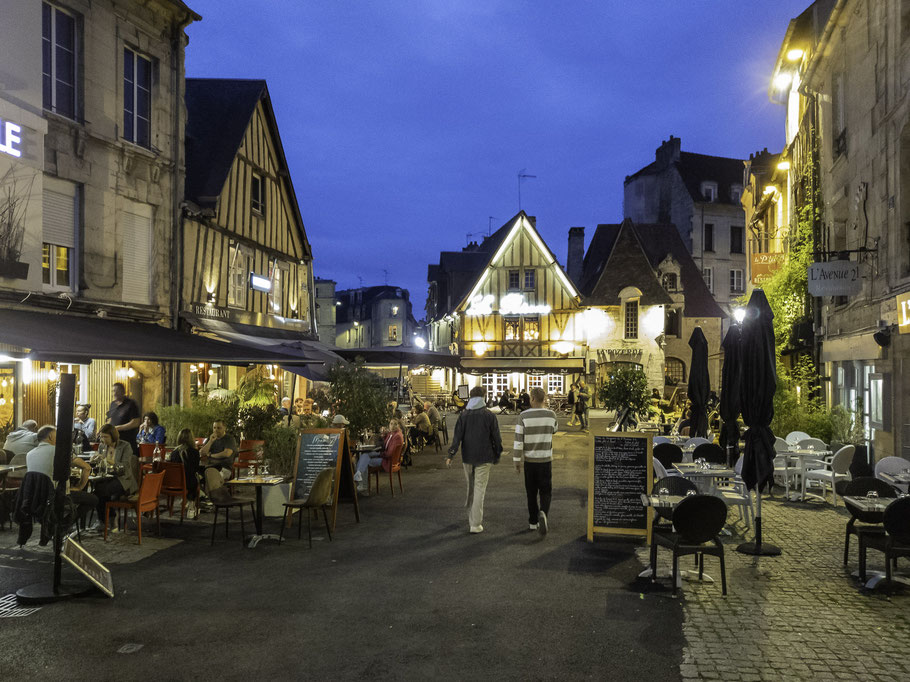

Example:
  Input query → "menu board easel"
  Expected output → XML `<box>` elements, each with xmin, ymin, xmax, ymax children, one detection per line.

<box><xmin>290</xmin><ymin>429</ymin><xmax>360</xmax><ymax>531</ymax></box>
<box><xmin>587</xmin><ymin>431</ymin><xmax>652</xmax><ymax>542</ymax></box>
<box><xmin>62</xmin><ymin>537</ymin><xmax>114</xmax><ymax>597</ymax></box>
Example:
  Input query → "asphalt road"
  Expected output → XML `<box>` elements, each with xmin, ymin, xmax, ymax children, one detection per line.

<box><xmin>0</xmin><ymin>414</ymin><xmax>684</xmax><ymax>681</ymax></box>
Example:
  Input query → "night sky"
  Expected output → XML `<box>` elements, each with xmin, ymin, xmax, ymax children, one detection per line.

<box><xmin>185</xmin><ymin>1</ymin><xmax>810</xmax><ymax>316</ymax></box>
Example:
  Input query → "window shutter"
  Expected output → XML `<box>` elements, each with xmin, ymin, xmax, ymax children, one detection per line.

<box><xmin>43</xmin><ymin>188</ymin><xmax>76</xmax><ymax>248</ymax></box>
<box><xmin>121</xmin><ymin>211</ymin><xmax>151</xmax><ymax>304</ymax></box>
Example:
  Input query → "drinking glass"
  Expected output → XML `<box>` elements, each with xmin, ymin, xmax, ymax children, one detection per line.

<box><xmin>686</xmin><ymin>489</ymin><xmax>697</xmax><ymax>496</ymax></box>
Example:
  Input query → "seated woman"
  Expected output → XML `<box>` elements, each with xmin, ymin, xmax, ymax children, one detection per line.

<box><xmin>353</xmin><ymin>419</ymin><xmax>403</xmax><ymax>494</ymax></box>
<box><xmin>498</xmin><ymin>391</ymin><xmax>513</xmax><ymax>413</ymax></box>
<box><xmin>92</xmin><ymin>424</ymin><xmax>140</xmax><ymax>531</ymax></box>
<box><xmin>408</xmin><ymin>404</ymin><xmax>433</xmax><ymax>449</ymax></box>
<box><xmin>137</xmin><ymin>412</ymin><xmax>166</xmax><ymax>445</ymax></box>
<box><xmin>169</xmin><ymin>428</ymin><xmax>201</xmax><ymax>517</ymax></box>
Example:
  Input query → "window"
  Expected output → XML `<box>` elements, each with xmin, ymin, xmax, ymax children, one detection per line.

<box><xmin>528</xmin><ymin>375</ymin><xmax>544</xmax><ymax>390</ymax></box>
<box><xmin>665</xmin><ymin>357</ymin><xmax>686</xmax><ymax>385</ymax></box>
<box><xmin>123</xmin><ymin>48</ymin><xmax>151</xmax><ymax>147</ymax></box>
<box><xmin>832</xmin><ymin>72</ymin><xmax>846</xmax><ymax>157</ymax></box>
<box><xmin>730</xmin><ymin>185</ymin><xmax>742</xmax><ymax>203</ymax></box>
<box><xmin>42</xmin><ymin>244</ymin><xmax>70</xmax><ymax>287</ymax></box>
<box><xmin>523</xmin><ymin>316</ymin><xmax>540</xmax><ymax>341</ymax></box>
<box><xmin>703</xmin><ymin>223</ymin><xmax>714</xmax><ymax>252</ymax></box>
<box><xmin>524</xmin><ymin>269</ymin><xmax>535</xmax><ymax>289</ymax></box>
<box><xmin>661</xmin><ymin>273</ymin><xmax>678</xmax><ymax>292</ymax></box>
<box><xmin>730</xmin><ymin>225</ymin><xmax>744</xmax><ymax>254</ymax></box>
<box><xmin>390</xmin><ymin>305</ymin><xmax>399</xmax><ymax>316</ymax></box>
<box><xmin>42</xmin><ymin>3</ymin><xmax>77</xmax><ymax>119</ymax></box>
<box><xmin>547</xmin><ymin>375</ymin><xmax>565</xmax><ymax>394</ymax></box>
<box><xmin>702</xmin><ymin>267</ymin><xmax>713</xmax><ymax>293</ymax></box>
<box><xmin>388</xmin><ymin>325</ymin><xmax>398</xmax><ymax>342</ymax></box>
<box><xmin>504</xmin><ymin>317</ymin><xmax>520</xmax><ymax>341</ymax></box>
<box><xmin>508</xmin><ymin>270</ymin><xmax>520</xmax><ymax>290</ymax></box>
<box><xmin>269</xmin><ymin>262</ymin><xmax>286</xmax><ymax>313</ymax></box>
<box><xmin>665</xmin><ymin>308</ymin><xmax>680</xmax><ymax>337</ymax></box>
<box><xmin>481</xmin><ymin>373</ymin><xmax>508</xmax><ymax>399</ymax></box>
<box><xmin>42</xmin><ymin>177</ymin><xmax>78</xmax><ymax>292</ymax></box>
<box><xmin>251</xmin><ymin>173</ymin><xmax>265</xmax><ymax>215</ymax></box>
<box><xmin>624</xmin><ymin>300</ymin><xmax>639</xmax><ymax>339</ymax></box>
<box><xmin>701</xmin><ymin>182</ymin><xmax>717</xmax><ymax>202</ymax></box>
<box><xmin>227</xmin><ymin>242</ymin><xmax>248</xmax><ymax>308</ymax></box>
<box><xmin>730</xmin><ymin>269</ymin><xmax>744</xmax><ymax>293</ymax></box>
<box><xmin>121</xmin><ymin>209</ymin><xmax>152</xmax><ymax>304</ymax></box>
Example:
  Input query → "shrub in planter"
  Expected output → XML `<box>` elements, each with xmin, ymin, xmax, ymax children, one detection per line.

<box><xmin>237</xmin><ymin>403</ymin><xmax>279</xmax><ymax>440</ymax></box>
<box><xmin>329</xmin><ymin>361</ymin><xmax>391</xmax><ymax>441</ymax></box>
<box><xmin>262</xmin><ymin>423</ymin><xmax>299</xmax><ymax>478</ymax></box>
<box><xmin>598</xmin><ymin>365</ymin><xmax>650</xmax><ymax>428</ymax></box>
<box><xmin>157</xmin><ymin>397</ymin><xmax>239</xmax><ymax>445</ymax></box>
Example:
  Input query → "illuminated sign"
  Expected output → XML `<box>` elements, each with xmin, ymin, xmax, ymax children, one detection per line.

<box><xmin>751</xmin><ymin>252</ymin><xmax>785</xmax><ymax>285</ymax></box>
<box><xmin>0</xmin><ymin>120</ymin><xmax>22</xmax><ymax>158</ymax></box>
<box><xmin>897</xmin><ymin>292</ymin><xmax>910</xmax><ymax>335</ymax></box>
<box><xmin>250</xmin><ymin>273</ymin><xmax>272</xmax><ymax>292</ymax></box>
<box><xmin>465</xmin><ymin>293</ymin><xmax>551</xmax><ymax>316</ymax></box>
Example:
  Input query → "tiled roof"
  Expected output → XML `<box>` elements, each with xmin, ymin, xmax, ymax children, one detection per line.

<box><xmin>676</xmin><ymin>151</ymin><xmax>745</xmax><ymax>205</ymax></box>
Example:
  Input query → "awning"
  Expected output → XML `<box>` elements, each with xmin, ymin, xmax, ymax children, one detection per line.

<box><xmin>460</xmin><ymin>356</ymin><xmax>584</xmax><ymax>373</ymax></box>
<box><xmin>0</xmin><ymin>309</ymin><xmax>319</xmax><ymax>365</ymax></box>
<box><xmin>335</xmin><ymin>346</ymin><xmax>461</xmax><ymax>368</ymax></box>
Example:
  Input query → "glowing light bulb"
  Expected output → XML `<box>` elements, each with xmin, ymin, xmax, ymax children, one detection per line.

<box><xmin>48</xmin><ymin>369</ymin><xmax>58</xmax><ymax>382</ymax></box>
<box><xmin>127</xmin><ymin>368</ymin><xmax>136</xmax><ymax>378</ymax></box>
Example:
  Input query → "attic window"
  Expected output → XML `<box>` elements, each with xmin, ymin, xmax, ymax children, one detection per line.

<box><xmin>730</xmin><ymin>184</ymin><xmax>742</xmax><ymax>203</ymax></box>
<box><xmin>661</xmin><ymin>273</ymin><xmax>678</xmax><ymax>292</ymax></box>
<box><xmin>251</xmin><ymin>173</ymin><xmax>265</xmax><ymax>215</ymax></box>
<box><xmin>701</xmin><ymin>182</ymin><xmax>717</xmax><ymax>202</ymax></box>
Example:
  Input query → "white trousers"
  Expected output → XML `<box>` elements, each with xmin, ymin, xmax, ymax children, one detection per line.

<box><xmin>463</xmin><ymin>462</ymin><xmax>492</xmax><ymax>528</ymax></box>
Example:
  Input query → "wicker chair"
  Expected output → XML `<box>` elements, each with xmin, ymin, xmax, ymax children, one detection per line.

<box><xmin>842</xmin><ymin>477</ymin><xmax>897</xmax><ymax>566</ymax></box>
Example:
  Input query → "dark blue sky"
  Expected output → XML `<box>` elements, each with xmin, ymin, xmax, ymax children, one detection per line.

<box><xmin>185</xmin><ymin>1</ymin><xmax>809</xmax><ymax>316</ymax></box>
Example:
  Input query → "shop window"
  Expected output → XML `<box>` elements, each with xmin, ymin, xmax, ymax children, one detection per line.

<box><xmin>524</xmin><ymin>269</ymin><xmax>536</xmax><ymax>289</ymax></box>
<box><xmin>528</xmin><ymin>375</ymin><xmax>544</xmax><ymax>389</ymax></box>
<box><xmin>704</xmin><ymin>223</ymin><xmax>714</xmax><ymax>252</ymax></box>
<box><xmin>523</xmin><ymin>316</ymin><xmax>540</xmax><ymax>341</ymax></box>
<box><xmin>665</xmin><ymin>357</ymin><xmax>686</xmax><ymax>385</ymax></box>
<box><xmin>731</xmin><ymin>225</ymin><xmax>744</xmax><ymax>254</ymax></box>
<box><xmin>123</xmin><ymin>47</ymin><xmax>151</xmax><ymax>148</ymax></box>
<box><xmin>251</xmin><ymin>173</ymin><xmax>265</xmax><ymax>215</ymax></box>
<box><xmin>547</xmin><ymin>374</ymin><xmax>565</xmax><ymax>394</ymax></box>
<box><xmin>624</xmin><ymin>300</ymin><xmax>638</xmax><ymax>339</ymax></box>
<box><xmin>665</xmin><ymin>308</ymin><xmax>680</xmax><ymax>337</ymax></box>
<box><xmin>481</xmin><ymin>373</ymin><xmax>508</xmax><ymax>398</ymax></box>
<box><xmin>508</xmin><ymin>270</ymin><xmax>520</xmax><ymax>290</ymax></box>
<box><xmin>42</xmin><ymin>3</ymin><xmax>78</xmax><ymax>120</ymax></box>
<box><xmin>504</xmin><ymin>317</ymin><xmax>520</xmax><ymax>341</ymax></box>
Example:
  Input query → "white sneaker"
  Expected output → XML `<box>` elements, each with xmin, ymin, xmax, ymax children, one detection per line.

<box><xmin>538</xmin><ymin>511</ymin><xmax>548</xmax><ymax>536</ymax></box>
<box><xmin>529</xmin><ymin>523</ymin><xmax>539</xmax><ymax>531</ymax></box>
<box><xmin>469</xmin><ymin>525</ymin><xmax>484</xmax><ymax>534</ymax></box>
<box><xmin>353</xmin><ymin>471</ymin><xmax>362</xmax><ymax>483</ymax></box>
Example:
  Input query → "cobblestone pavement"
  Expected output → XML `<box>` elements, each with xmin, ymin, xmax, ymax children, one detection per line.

<box><xmin>638</xmin><ymin>493</ymin><xmax>910</xmax><ymax>682</ymax></box>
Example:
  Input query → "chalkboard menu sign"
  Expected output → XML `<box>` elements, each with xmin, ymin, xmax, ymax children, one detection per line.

<box><xmin>63</xmin><ymin>537</ymin><xmax>114</xmax><ymax>597</ymax></box>
<box><xmin>290</xmin><ymin>429</ymin><xmax>360</xmax><ymax>530</ymax></box>
<box><xmin>587</xmin><ymin>431</ymin><xmax>652</xmax><ymax>541</ymax></box>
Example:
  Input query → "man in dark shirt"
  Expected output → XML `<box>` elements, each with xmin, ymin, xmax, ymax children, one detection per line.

<box><xmin>106</xmin><ymin>382</ymin><xmax>140</xmax><ymax>454</ymax></box>
<box><xmin>200</xmin><ymin>419</ymin><xmax>238</xmax><ymax>483</ymax></box>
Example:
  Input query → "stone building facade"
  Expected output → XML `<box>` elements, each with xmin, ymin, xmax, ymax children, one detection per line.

<box><xmin>335</xmin><ymin>285</ymin><xmax>417</xmax><ymax>349</ymax></box>
<box><xmin>314</xmin><ymin>277</ymin><xmax>337</xmax><ymax>344</ymax></box>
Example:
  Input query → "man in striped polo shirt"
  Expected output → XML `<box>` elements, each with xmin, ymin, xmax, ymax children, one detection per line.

<box><xmin>513</xmin><ymin>387</ymin><xmax>558</xmax><ymax>536</ymax></box>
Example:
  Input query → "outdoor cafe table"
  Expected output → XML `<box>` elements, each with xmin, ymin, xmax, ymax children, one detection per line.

<box><xmin>787</xmin><ymin>449</ymin><xmax>832</xmax><ymax>501</ymax></box>
<box><xmin>637</xmin><ymin>492</ymin><xmax>716</xmax><ymax>585</ymax></box>
<box><xmin>879</xmin><ymin>471</ymin><xmax>910</xmax><ymax>493</ymax></box>
<box><xmin>0</xmin><ymin>463</ymin><xmax>26</xmax><ymax>491</ymax></box>
<box><xmin>842</xmin><ymin>495</ymin><xmax>910</xmax><ymax>589</ymax></box>
<box><xmin>226</xmin><ymin>475</ymin><xmax>288</xmax><ymax>548</ymax></box>
<box><xmin>672</xmin><ymin>463</ymin><xmax>736</xmax><ymax>492</ymax></box>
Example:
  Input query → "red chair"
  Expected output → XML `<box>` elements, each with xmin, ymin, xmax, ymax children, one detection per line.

<box><xmin>105</xmin><ymin>471</ymin><xmax>165</xmax><ymax>544</ymax></box>
<box><xmin>160</xmin><ymin>462</ymin><xmax>188</xmax><ymax>523</ymax></box>
<box><xmin>233</xmin><ymin>440</ymin><xmax>265</xmax><ymax>478</ymax></box>
<box><xmin>138</xmin><ymin>443</ymin><xmax>157</xmax><ymax>462</ymax></box>
<box><xmin>369</xmin><ymin>443</ymin><xmax>403</xmax><ymax>496</ymax></box>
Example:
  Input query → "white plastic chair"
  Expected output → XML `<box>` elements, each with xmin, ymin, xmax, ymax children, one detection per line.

<box><xmin>716</xmin><ymin>455</ymin><xmax>753</xmax><ymax>530</ymax></box>
<box><xmin>786</xmin><ymin>431</ymin><xmax>811</xmax><ymax>446</ymax></box>
<box><xmin>652</xmin><ymin>457</ymin><xmax>669</xmax><ymax>480</ymax></box>
<box><xmin>796</xmin><ymin>437</ymin><xmax>827</xmax><ymax>452</ymax></box>
<box><xmin>774</xmin><ymin>437</ymin><xmax>790</xmax><ymax>453</ymax></box>
<box><xmin>875</xmin><ymin>456</ymin><xmax>910</xmax><ymax>494</ymax></box>
<box><xmin>802</xmin><ymin>445</ymin><xmax>855</xmax><ymax>506</ymax></box>
<box><xmin>773</xmin><ymin>454</ymin><xmax>799</xmax><ymax>498</ymax></box>
<box><xmin>653</xmin><ymin>436</ymin><xmax>670</xmax><ymax>445</ymax></box>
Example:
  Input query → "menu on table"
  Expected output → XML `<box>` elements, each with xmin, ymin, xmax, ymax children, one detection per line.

<box><xmin>587</xmin><ymin>431</ymin><xmax>652</xmax><ymax>541</ymax></box>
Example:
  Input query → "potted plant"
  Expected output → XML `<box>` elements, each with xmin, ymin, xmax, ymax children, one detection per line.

<box><xmin>328</xmin><ymin>360</ymin><xmax>392</xmax><ymax>441</ymax></box>
<box><xmin>597</xmin><ymin>365</ymin><xmax>650</xmax><ymax>430</ymax></box>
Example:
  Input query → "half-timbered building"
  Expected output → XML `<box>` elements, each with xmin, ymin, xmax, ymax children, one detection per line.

<box><xmin>179</xmin><ymin>78</ymin><xmax>316</xmax><ymax>394</ymax></box>
<box><xmin>427</xmin><ymin>212</ymin><xmax>584</xmax><ymax>397</ymax></box>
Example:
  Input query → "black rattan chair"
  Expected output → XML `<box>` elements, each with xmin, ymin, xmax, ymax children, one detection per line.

<box><xmin>858</xmin><ymin>497</ymin><xmax>910</xmax><ymax>585</ymax></box>
<box><xmin>843</xmin><ymin>477</ymin><xmax>897</xmax><ymax>565</ymax></box>
<box><xmin>653</xmin><ymin>443</ymin><xmax>684</xmax><ymax>471</ymax></box>
<box><xmin>650</xmin><ymin>494</ymin><xmax>728</xmax><ymax>595</ymax></box>
<box><xmin>652</xmin><ymin>476</ymin><xmax>698</xmax><ymax>527</ymax></box>
<box><xmin>208</xmin><ymin>486</ymin><xmax>253</xmax><ymax>546</ymax></box>
<box><xmin>693</xmin><ymin>443</ymin><xmax>726</xmax><ymax>465</ymax></box>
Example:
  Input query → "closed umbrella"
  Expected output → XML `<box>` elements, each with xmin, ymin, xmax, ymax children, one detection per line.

<box><xmin>719</xmin><ymin>324</ymin><xmax>742</xmax><ymax>468</ymax></box>
<box><xmin>687</xmin><ymin>327</ymin><xmax>709</xmax><ymax>439</ymax></box>
<box><xmin>736</xmin><ymin>289</ymin><xmax>780</xmax><ymax>556</ymax></box>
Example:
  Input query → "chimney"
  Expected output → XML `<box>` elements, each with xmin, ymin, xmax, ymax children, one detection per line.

<box><xmin>655</xmin><ymin>135</ymin><xmax>681</xmax><ymax>169</ymax></box>
<box><xmin>567</xmin><ymin>227</ymin><xmax>584</xmax><ymax>285</ymax></box>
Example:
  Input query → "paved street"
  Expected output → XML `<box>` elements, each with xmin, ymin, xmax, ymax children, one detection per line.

<box><xmin>0</xmin><ymin>413</ymin><xmax>908</xmax><ymax>681</ymax></box>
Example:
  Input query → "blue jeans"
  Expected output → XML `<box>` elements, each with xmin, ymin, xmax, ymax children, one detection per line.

<box><xmin>356</xmin><ymin>452</ymin><xmax>383</xmax><ymax>480</ymax></box>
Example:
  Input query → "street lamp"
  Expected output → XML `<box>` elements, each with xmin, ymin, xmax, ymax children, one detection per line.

<box><xmin>733</xmin><ymin>307</ymin><xmax>746</xmax><ymax>324</ymax></box>
<box><xmin>414</xmin><ymin>337</ymin><xmax>427</xmax><ymax>349</ymax></box>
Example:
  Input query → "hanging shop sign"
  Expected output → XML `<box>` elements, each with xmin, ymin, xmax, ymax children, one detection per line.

<box><xmin>249</xmin><ymin>273</ymin><xmax>272</xmax><ymax>292</ymax></box>
<box><xmin>0</xmin><ymin>119</ymin><xmax>23</xmax><ymax>158</ymax></box>
<box><xmin>465</xmin><ymin>293</ymin><xmax>551</xmax><ymax>316</ymax></box>
<box><xmin>897</xmin><ymin>292</ymin><xmax>910</xmax><ymax>335</ymax></box>
<box><xmin>751</xmin><ymin>252</ymin><xmax>785</xmax><ymax>285</ymax></box>
<box><xmin>807</xmin><ymin>261</ymin><xmax>862</xmax><ymax>297</ymax></box>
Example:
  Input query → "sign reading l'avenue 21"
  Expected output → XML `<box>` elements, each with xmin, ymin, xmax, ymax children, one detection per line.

<box><xmin>807</xmin><ymin>261</ymin><xmax>862</xmax><ymax>297</ymax></box>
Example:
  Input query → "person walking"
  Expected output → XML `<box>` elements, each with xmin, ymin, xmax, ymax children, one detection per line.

<box><xmin>513</xmin><ymin>387</ymin><xmax>557</xmax><ymax>536</ymax></box>
<box><xmin>445</xmin><ymin>386</ymin><xmax>502</xmax><ymax>534</ymax></box>
<box><xmin>566</xmin><ymin>383</ymin><xmax>578</xmax><ymax>426</ymax></box>
<box><xmin>575</xmin><ymin>382</ymin><xmax>590</xmax><ymax>432</ymax></box>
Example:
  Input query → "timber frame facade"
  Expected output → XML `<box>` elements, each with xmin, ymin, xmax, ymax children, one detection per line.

<box><xmin>180</xmin><ymin>79</ymin><xmax>315</xmax><ymax>337</ymax></box>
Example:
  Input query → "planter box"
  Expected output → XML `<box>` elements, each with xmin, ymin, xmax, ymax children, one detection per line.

<box><xmin>261</xmin><ymin>482</ymin><xmax>291</xmax><ymax>517</ymax></box>
<box><xmin>0</xmin><ymin>259</ymin><xmax>29</xmax><ymax>280</ymax></box>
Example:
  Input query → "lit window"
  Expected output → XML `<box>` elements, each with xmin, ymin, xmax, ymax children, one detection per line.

<box><xmin>524</xmin><ymin>270</ymin><xmax>535</xmax><ymax>289</ymax></box>
<box><xmin>528</xmin><ymin>375</ymin><xmax>544</xmax><ymax>389</ymax></box>
<box><xmin>730</xmin><ymin>269</ymin><xmax>744</xmax><ymax>293</ymax></box>
<box><xmin>624</xmin><ymin>300</ymin><xmax>639</xmax><ymax>339</ymax></box>
<box><xmin>523</xmin><ymin>316</ymin><xmax>540</xmax><ymax>341</ymax></box>
<box><xmin>251</xmin><ymin>173</ymin><xmax>265</xmax><ymax>215</ymax></box>
<box><xmin>703</xmin><ymin>267</ymin><xmax>713</xmax><ymax>293</ymax></box>
<box><xmin>42</xmin><ymin>3</ymin><xmax>77</xmax><ymax>119</ymax></box>
<box><xmin>508</xmin><ymin>270</ymin><xmax>520</xmax><ymax>290</ymax></box>
<box><xmin>391</xmin><ymin>305</ymin><xmax>399</xmax><ymax>316</ymax></box>
<box><xmin>269</xmin><ymin>263</ymin><xmax>286</xmax><ymax>313</ymax></box>
<box><xmin>547</xmin><ymin>374</ymin><xmax>565</xmax><ymax>394</ymax></box>
<box><xmin>504</xmin><ymin>317</ymin><xmax>520</xmax><ymax>341</ymax></box>
<box><xmin>665</xmin><ymin>357</ymin><xmax>686</xmax><ymax>384</ymax></box>
<box><xmin>42</xmin><ymin>243</ymin><xmax>70</xmax><ymax>288</ymax></box>
<box><xmin>661</xmin><ymin>273</ymin><xmax>677</xmax><ymax>292</ymax></box>
<box><xmin>388</xmin><ymin>325</ymin><xmax>398</xmax><ymax>342</ymax></box>
<box><xmin>123</xmin><ymin>48</ymin><xmax>151</xmax><ymax>147</ymax></box>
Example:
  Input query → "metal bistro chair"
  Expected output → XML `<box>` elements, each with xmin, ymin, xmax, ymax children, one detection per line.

<box><xmin>858</xmin><ymin>497</ymin><xmax>910</xmax><ymax>585</ymax></box>
<box><xmin>843</xmin><ymin>477</ymin><xmax>898</xmax><ymax>566</ymax></box>
<box><xmin>104</xmin><ymin>471</ymin><xmax>165</xmax><ymax>545</ymax></box>
<box><xmin>650</xmin><ymin>493</ymin><xmax>728</xmax><ymax>596</ymax></box>
<box><xmin>160</xmin><ymin>461</ymin><xmax>188</xmax><ymax>523</ymax></box>
<box><xmin>208</xmin><ymin>483</ymin><xmax>254</xmax><ymax>546</ymax></box>
<box><xmin>280</xmin><ymin>467</ymin><xmax>335</xmax><ymax>548</ymax></box>
<box><xmin>370</xmin><ymin>442</ymin><xmax>404</xmax><ymax>496</ymax></box>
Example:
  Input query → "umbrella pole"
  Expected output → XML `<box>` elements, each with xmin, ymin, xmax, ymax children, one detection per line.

<box><xmin>736</xmin><ymin>452</ymin><xmax>781</xmax><ymax>556</ymax></box>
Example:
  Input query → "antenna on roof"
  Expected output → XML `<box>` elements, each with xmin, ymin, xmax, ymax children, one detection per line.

<box><xmin>518</xmin><ymin>169</ymin><xmax>536</xmax><ymax>210</ymax></box>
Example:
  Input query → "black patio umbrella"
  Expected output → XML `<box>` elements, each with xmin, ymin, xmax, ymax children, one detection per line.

<box><xmin>736</xmin><ymin>289</ymin><xmax>780</xmax><ymax>556</ymax></box>
<box><xmin>718</xmin><ymin>324</ymin><xmax>743</xmax><ymax>467</ymax></box>
<box><xmin>687</xmin><ymin>327</ymin><xmax>710</xmax><ymax>439</ymax></box>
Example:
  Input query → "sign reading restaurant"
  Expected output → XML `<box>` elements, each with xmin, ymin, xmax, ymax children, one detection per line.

<box><xmin>751</xmin><ymin>252</ymin><xmax>785</xmax><ymax>285</ymax></box>
<box><xmin>807</xmin><ymin>261</ymin><xmax>862</xmax><ymax>297</ymax></box>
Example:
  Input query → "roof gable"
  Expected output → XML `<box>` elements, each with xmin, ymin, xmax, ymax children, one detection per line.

<box><xmin>676</xmin><ymin>152</ymin><xmax>745</xmax><ymax>205</ymax></box>
<box><xmin>585</xmin><ymin>220</ymin><xmax>672</xmax><ymax>307</ymax></box>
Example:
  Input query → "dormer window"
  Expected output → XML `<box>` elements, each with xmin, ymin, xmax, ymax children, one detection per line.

<box><xmin>661</xmin><ymin>273</ymin><xmax>678</xmax><ymax>292</ymax></box>
<box><xmin>701</xmin><ymin>182</ymin><xmax>717</xmax><ymax>202</ymax></box>
<box><xmin>730</xmin><ymin>184</ymin><xmax>742</xmax><ymax>203</ymax></box>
